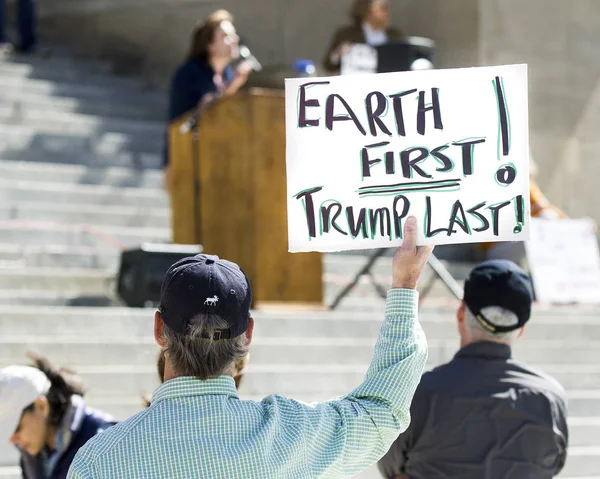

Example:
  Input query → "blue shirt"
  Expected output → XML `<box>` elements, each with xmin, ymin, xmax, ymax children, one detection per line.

<box><xmin>67</xmin><ymin>289</ymin><xmax>427</xmax><ymax>478</ymax></box>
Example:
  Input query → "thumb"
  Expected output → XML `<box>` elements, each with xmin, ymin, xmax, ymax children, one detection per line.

<box><xmin>401</xmin><ymin>216</ymin><xmax>418</xmax><ymax>251</ymax></box>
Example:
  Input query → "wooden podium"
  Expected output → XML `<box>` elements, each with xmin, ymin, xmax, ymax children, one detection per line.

<box><xmin>168</xmin><ymin>89</ymin><xmax>323</xmax><ymax>306</ymax></box>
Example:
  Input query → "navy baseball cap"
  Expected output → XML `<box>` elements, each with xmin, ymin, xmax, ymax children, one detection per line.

<box><xmin>159</xmin><ymin>254</ymin><xmax>252</xmax><ymax>339</ymax></box>
<box><xmin>463</xmin><ymin>260</ymin><xmax>533</xmax><ymax>333</ymax></box>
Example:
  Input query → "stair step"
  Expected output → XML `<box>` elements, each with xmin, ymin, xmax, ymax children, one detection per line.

<box><xmin>0</xmin><ymin>62</ymin><xmax>147</xmax><ymax>90</ymax></box>
<box><xmin>0</xmin><ymin>304</ymin><xmax>597</xmax><ymax>339</ymax></box>
<box><xmin>0</xmin><ymin>77</ymin><xmax>165</xmax><ymax>107</ymax></box>
<box><xmin>0</xmin><ymin>94</ymin><xmax>164</xmax><ymax>121</ymax></box>
<box><xmin>0</xmin><ymin>159</ymin><xmax>164</xmax><ymax>188</ymax></box>
<box><xmin>0</xmin><ymin>134</ymin><xmax>162</xmax><ymax>167</ymax></box>
<box><xmin>0</xmin><ymin>223</ymin><xmax>170</xmax><ymax>248</ymax></box>
<box><xmin>0</xmin><ymin>107</ymin><xmax>164</xmax><ymax>137</ymax></box>
<box><xmin>0</xmin><ymin>147</ymin><xmax>163</xmax><ymax>169</ymax></box>
<box><xmin>0</xmin><ymin>290</ymin><xmax>116</xmax><ymax>307</ymax></box>
<box><xmin>0</xmin><ymin>178</ymin><xmax>168</xmax><ymax>208</ymax></box>
<box><xmin>2</xmin><ymin>335</ymin><xmax>600</xmax><ymax>369</ymax></box>
<box><xmin>0</xmin><ymin>123</ymin><xmax>163</xmax><ymax>152</ymax></box>
<box><xmin>0</xmin><ymin>244</ymin><xmax>119</xmax><ymax>269</ymax></box>
<box><xmin>0</xmin><ymin>53</ymin><xmax>112</xmax><ymax>75</ymax></box>
<box><xmin>0</xmin><ymin>362</ymin><xmax>592</xmax><ymax>396</ymax></box>
<box><xmin>0</xmin><ymin>268</ymin><xmax>114</xmax><ymax>294</ymax></box>
<box><xmin>0</xmin><ymin>202</ymin><xmax>169</xmax><ymax>229</ymax></box>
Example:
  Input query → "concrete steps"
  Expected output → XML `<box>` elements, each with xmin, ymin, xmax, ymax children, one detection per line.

<box><xmin>0</xmin><ymin>160</ymin><xmax>164</xmax><ymax>188</ymax></box>
<box><xmin>3</xmin><ymin>335</ymin><xmax>600</xmax><ymax>369</ymax></box>
<box><xmin>0</xmin><ymin>107</ymin><xmax>164</xmax><ymax>138</ymax></box>
<box><xmin>0</xmin><ymin>244</ymin><xmax>120</xmax><ymax>269</ymax></box>
<box><xmin>0</xmin><ymin>61</ymin><xmax>147</xmax><ymax>89</ymax></box>
<box><xmin>0</xmin><ymin>77</ymin><xmax>165</xmax><ymax>107</ymax></box>
<box><xmin>0</xmin><ymin>223</ymin><xmax>169</xmax><ymax>248</ymax></box>
<box><xmin>0</xmin><ymin>94</ymin><xmax>164</xmax><ymax>121</ymax></box>
<box><xmin>0</xmin><ymin>303</ymin><xmax>598</xmax><ymax>341</ymax></box>
<box><xmin>0</xmin><ymin>268</ymin><xmax>113</xmax><ymax>294</ymax></box>
<box><xmin>0</xmin><ymin>123</ymin><xmax>162</xmax><ymax>156</ymax></box>
<box><xmin>0</xmin><ymin>202</ymin><xmax>169</xmax><ymax>229</ymax></box>
<box><xmin>0</xmin><ymin>361</ymin><xmax>593</xmax><ymax>398</ymax></box>
<box><xmin>0</xmin><ymin>147</ymin><xmax>162</xmax><ymax>169</ymax></box>
<box><xmin>0</xmin><ymin>177</ymin><xmax>168</xmax><ymax>208</ymax></box>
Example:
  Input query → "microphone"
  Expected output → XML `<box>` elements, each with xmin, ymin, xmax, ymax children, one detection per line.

<box><xmin>238</xmin><ymin>45</ymin><xmax>263</xmax><ymax>72</ymax></box>
<box><xmin>179</xmin><ymin>115</ymin><xmax>196</xmax><ymax>135</ymax></box>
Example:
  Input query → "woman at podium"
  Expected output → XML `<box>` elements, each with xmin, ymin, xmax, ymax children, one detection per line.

<box><xmin>323</xmin><ymin>0</ymin><xmax>403</xmax><ymax>73</ymax></box>
<box><xmin>163</xmin><ymin>9</ymin><xmax>251</xmax><ymax>171</ymax></box>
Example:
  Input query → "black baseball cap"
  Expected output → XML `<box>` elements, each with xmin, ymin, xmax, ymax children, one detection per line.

<box><xmin>159</xmin><ymin>254</ymin><xmax>252</xmax><ymax>340</ymax></box>
<box><xmin>463</xmin><ymin>259</ymin><xmax>533</xmax><ymax>333</ymax></box>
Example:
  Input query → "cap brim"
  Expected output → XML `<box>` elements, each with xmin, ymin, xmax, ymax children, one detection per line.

<box><xmin>0</xmin><ymin>408</ymin><xmax>21</xmax><ymax>444</ymax></box>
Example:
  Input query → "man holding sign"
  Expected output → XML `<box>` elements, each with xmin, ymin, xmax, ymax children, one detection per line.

<box><xmin>67</xmin><ymin>219</ymin><xmax>431</xmax><ymax>479</ymax></box>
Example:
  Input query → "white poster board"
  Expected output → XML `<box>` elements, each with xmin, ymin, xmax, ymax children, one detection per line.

<box><xmin>340</xmin><ymin>44</ymin><xmax>377</xmax><ymax>76</ymax></box>
<box><xmin>285</xmin><ymin>64</ymin><xmax>530</xmax><ymax>253</ymax></box>
<box><xmin>525</xmin><ymin>218</ymin><xmax>600</xmax><ymax>304</ymax></box>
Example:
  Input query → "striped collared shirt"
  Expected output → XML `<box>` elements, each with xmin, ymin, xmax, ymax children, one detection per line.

<box><xmin>67</xmin><ymin>289</ymin><xmax>427</xmax><ymax>479</ymax></box>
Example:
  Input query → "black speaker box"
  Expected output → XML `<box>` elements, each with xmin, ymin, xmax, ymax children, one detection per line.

<box><xmin>117</xmin><ymin>243</ymin><xmax>203</xmax><ymax>307</ymax></box>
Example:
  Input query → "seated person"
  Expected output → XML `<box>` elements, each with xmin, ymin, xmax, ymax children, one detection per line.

<box><xmin>323</xmin><ymin>0</ymin><xmax>403</xmax><ymax>73</ymax></box>
<box><xmin>378</xmin><ymin>260</ymin><xmax>568</xmax><ymax>479</ymax></box>
<box><xmin>163</xmin><ymin>9</ymin><xmax>252</xmax><ymax>175</ymax></box>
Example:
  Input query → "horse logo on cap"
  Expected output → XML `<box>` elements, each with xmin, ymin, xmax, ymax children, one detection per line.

<box><xmin>204</xmin><ymin>295</ymin><xmax>219</xmax><ymax>307</ymax></box>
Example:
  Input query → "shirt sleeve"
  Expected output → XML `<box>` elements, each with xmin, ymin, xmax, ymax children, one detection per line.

<box><xmin>269</xmin><ymin>288</ymin><xmax>427</xmax><ymax>478</ymax></box>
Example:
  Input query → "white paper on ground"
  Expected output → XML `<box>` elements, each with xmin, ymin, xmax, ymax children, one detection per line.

<box><xmin>526</xmin><ymin>218</ymin><xmax>600</xmax><ymax>304</ymax></box>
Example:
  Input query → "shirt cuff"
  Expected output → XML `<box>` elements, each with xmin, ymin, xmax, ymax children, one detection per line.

<box><xmin>385</xmin><ymin>289</ymin><xmax>419</xmax><ymax>318</ymax></box>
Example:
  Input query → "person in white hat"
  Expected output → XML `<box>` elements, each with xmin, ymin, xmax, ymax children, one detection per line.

<box><xmin>0</xmin><ymin>355</ymin><xmax>117</xmax><ymax>479</ymax></box>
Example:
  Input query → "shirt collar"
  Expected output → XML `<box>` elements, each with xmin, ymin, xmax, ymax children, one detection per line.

<box><xmin>151</xmin><ymin>375</ymin><xmax>238</xmax><ymax>404</ymax></box>
<box><xmin>362</xmin><ymin>22</ymin><xmax>388</xmax><ymax>46</ymax></box>
<box><xmin>454</xmin><ymin>341</ymin><xmax>512</xmax><ymax>361</ymax></box>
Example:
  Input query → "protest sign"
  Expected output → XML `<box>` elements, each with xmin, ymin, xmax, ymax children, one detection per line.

<box><xmin>285</xmin><ymin>64</ymin><xmax>530</xmax><ymax>253</ymax></box>
<box><xmin>525</xmin><ymin>218</ymin><xmax>600</xmax><ymax>304</ymax></box>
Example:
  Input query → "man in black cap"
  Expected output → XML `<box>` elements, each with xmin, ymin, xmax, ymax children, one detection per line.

<box><xmin>378</xmin><ymin>259</ymin><xmax>569</xmax><ymax>479</ymax></box>
<box><xmin>68</xmin><ymin>218</ymin><xmax>432</xmax><ymax>479</ymax></box>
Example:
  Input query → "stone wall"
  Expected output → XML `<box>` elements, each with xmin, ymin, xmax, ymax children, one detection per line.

<box><xmin>480</xmin><ymin>0</ymin><xmax>600</xmax><ymax>221</ymax></box>
<box><xmin>12</xmin><ymin>0</ymin><xmax>600</xmax><ymax>223</ymax></box>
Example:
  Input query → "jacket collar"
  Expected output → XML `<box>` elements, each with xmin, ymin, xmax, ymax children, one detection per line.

<box><xmin>454</xmin><ymin>341</ymin><xmax>512</xmax><ymax>361</ymax></box>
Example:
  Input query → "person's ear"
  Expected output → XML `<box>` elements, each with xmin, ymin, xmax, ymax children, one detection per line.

<box><xmin>457</xmin><ymin>301</ymin><xmax>466</xmax><ymax>324</ymax></box>
<box><xmin>244</xmin><ymin>317</ymin><xmax>254</xmax><ymax>346</ymax></box>
<box><xmin>35</xmin><ymin>396</ymin><xmax>50</xmax><ymax>419</ymax></box>
<box><xmin>154</xmin><ymin>311</ymin><xmax>167</xmax><ymax>350</ymax></box>
<box><xmin>517</xmin><ymin>326</ymin><xmax>526</xmax><ymax>339</ymax></box>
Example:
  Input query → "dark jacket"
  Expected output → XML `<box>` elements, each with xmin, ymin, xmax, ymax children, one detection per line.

<box><xmin>322</xmin><ymin>24</ymin><xmax>403</xmax><ymax>72</ymax></box>
<box><xmin>378</xmin><ymin>342</ymin><xmax>569</xmax><ymax>479</ymax></box>
<box><xmin>163</xmin><ymin>59</ymin><xmax>234</xmax><ymax>166</ymax></box>
<box><xmin>20</xmin><ymin>396</ymin><xmax>117</xmax><ymax>479</ymax></box>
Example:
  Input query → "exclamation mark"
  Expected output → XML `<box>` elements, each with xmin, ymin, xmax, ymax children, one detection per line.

<box><xmin>513</xmin><ymin>195</ymin><xmax>524</xmax><ymax>233</ymax></box>
<box><xmin>493</xmin><ymin>76</ymin><xmax>510</xmax><ymax>157</ymax></box>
